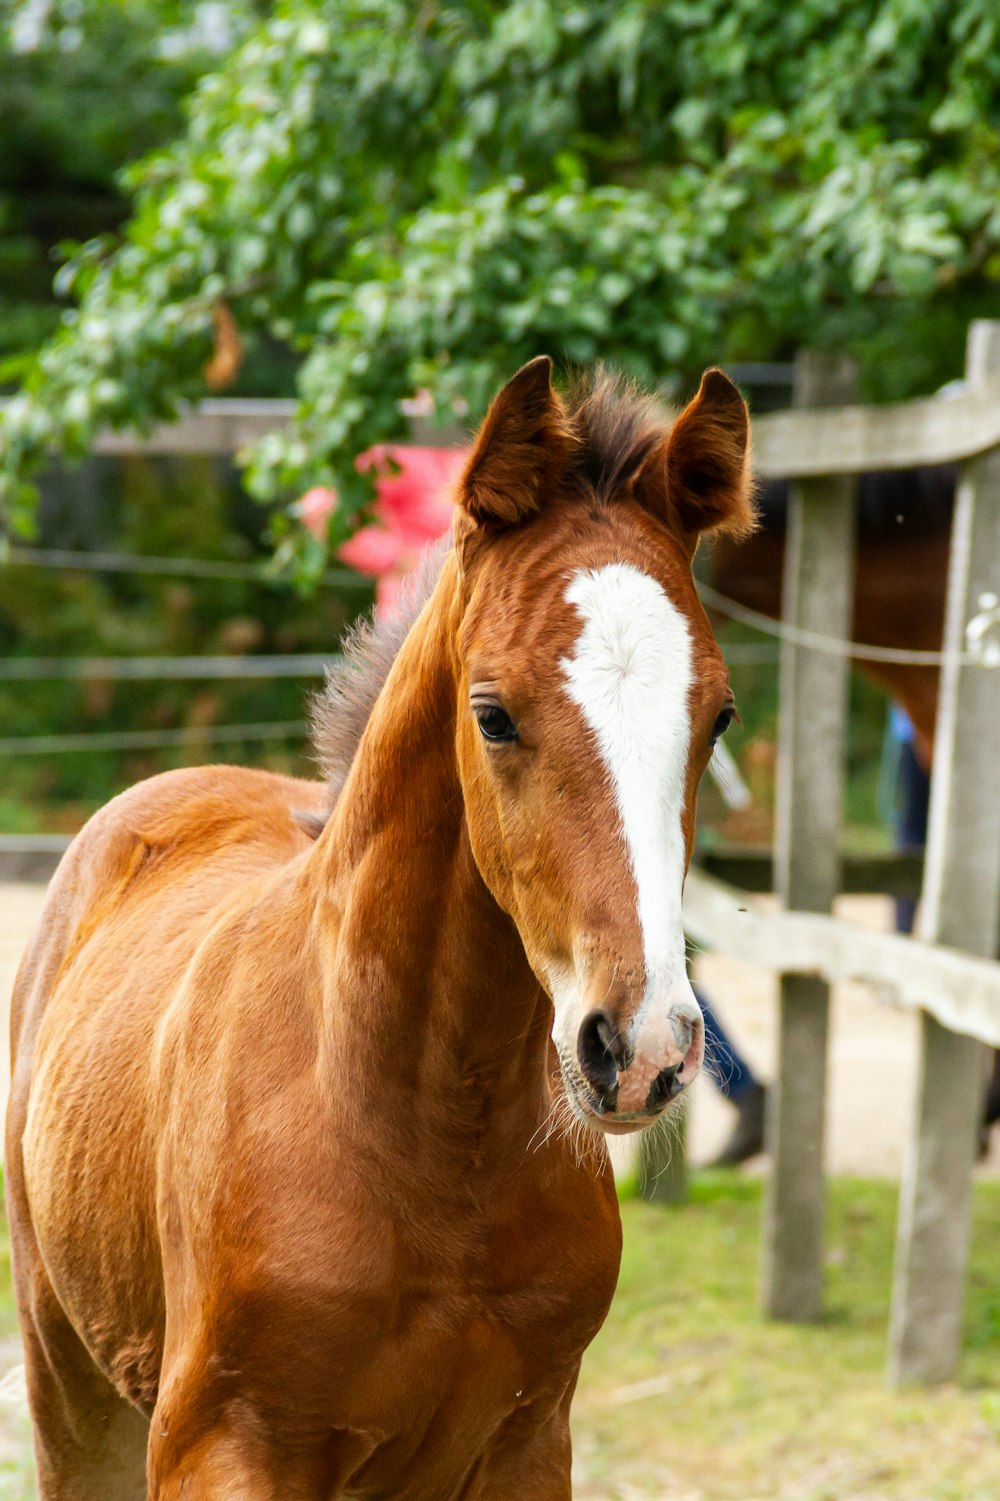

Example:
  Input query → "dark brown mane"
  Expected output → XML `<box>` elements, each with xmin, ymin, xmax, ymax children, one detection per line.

<box><xmin>312</xmin><ymin>368</ymin><xmax>671</xmax><ymax>806</ymax></box>
<box><xmin>311</xmin><ymin>539</ymin><xmax>449</xmax><ymax>809</ymax></box>
<box><xmin>563</xmin><ymin>365</ymin><xmax>667</xmax><ymax>504</ymax></box>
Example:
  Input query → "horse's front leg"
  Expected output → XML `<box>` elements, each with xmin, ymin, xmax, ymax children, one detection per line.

<box><xmin>147</xmin><ymin>1394</ymin><xmax>376</xmax><ymax>1501</ymax></box>
<box><xmin>474</xmin><ymin>1383</ymin><xmax>577</xmax><ymax>1501</ymax></box>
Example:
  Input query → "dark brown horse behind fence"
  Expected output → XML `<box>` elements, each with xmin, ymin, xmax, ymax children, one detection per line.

<box><xmin>709</xmin><ymin>466</ymin><xmax>955</xmax><ymax>767</ymax></box>
<box><xmin>8</xmin><ymin>358</ymin><xmax>753</xmax><ymax>1500</ymax></box>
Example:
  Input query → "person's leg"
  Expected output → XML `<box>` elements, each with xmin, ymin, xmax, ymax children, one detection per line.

<box><xmin>894</xmin><ymin>737</ymin><xmax>930</xmax><ymax>935</ymax></box>
<box><xmin>698</xmin><ymin>988</ymin><xmax>756</xmax><ymax>1101</ymax></box>
<box><xmin>697</xmin><ymin>987</ymin><xmax>767</xmax><ymax>1166</ymax></box>
<box><xmin>984</xmin><ymin>1052</ymin><xmax>1000</xmax><ymax>1128</ymax></box>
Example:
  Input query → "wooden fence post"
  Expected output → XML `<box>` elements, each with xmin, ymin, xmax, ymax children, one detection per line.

<box><xmin>888</xmin><ymin>321</ymin><xmax>1000</xmax><ymax>1385</ymax></box>
<box><xmin>760</xmin><ymin>351</ymin><xmax>858</xmax><ymax>1322</ymax></box>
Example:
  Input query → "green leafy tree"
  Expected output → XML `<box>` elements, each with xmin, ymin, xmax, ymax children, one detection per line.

<box><xmin>3</xmin><ymin>0</ymin><xmax>1000</xmax><ymax>575</ymax></box>
<box><xmin>0</xmin><ymin>0</ymin><xmax>262</xmax><ymax>366</ymax></box>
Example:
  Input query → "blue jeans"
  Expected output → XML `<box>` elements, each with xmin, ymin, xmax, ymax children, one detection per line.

<box><xmin>696</xmin><ymin>986</ymin><xmax>757</xmax><ymax>1101</ymax></box>
<box><xmin>894</xmin><ymin>738</ymin><xmax>930</xmax><ymax>935</ymax></box>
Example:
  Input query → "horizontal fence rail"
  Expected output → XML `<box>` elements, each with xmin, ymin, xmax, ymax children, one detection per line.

<box><xmin>0</xmin><ymin>646</ymin><xmax>781</xmax><ymax>682</ymax></box>
<box><xmin>684</xmin><ymin>870</ymin><xmax>1000</xmax><ymax>1048</ymax></box>
<box><xmin>92</xmin><ymin>398</ymin><xmax>295</xmax><ymax>456</ymax></box>
<box><xmin>753</xmin><ymin>378</ymin><xmax>1000</xmax><ymax>477</ymax></box>
<box><xmin>0</xmin><ymin>721</ymin><xmax>308</xmax><ymax>756</ymax></box>
<box><xmin>696</xmin><ymin>848</ymin><xmax>924</xmax><ymax>899</ymax></box>
<box><xmin>0</xmin><ymin>841</ymin><xmax>924</xmax><ymax>892</ymax></box>
<box><xmin>6</xmin><ymin>371</ymin><xmax>1000</xmax><ymax>478</ymax></box>
<box><xmin>0</xmin><ymin>835</ymin><xmax>72</xmax><ymax>883</ymax></box>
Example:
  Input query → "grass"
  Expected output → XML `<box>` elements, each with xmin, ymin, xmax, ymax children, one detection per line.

<box><xmin>574</xmin><ymin>1175</ymin><xmax>1000</xmax><ymax>1500</ymax></box>
<box><xmin>0</xmin><ymin>1177</ymin><xmax>997</xmax><ymax>1498</ymax></box>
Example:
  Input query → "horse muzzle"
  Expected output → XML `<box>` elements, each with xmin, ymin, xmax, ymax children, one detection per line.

<box><xmin>572</xmin><ymin>990</ymin><xmax>704</xmax><ymax>1133</ymax></box>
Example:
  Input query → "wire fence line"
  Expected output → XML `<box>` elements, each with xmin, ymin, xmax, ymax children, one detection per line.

<box><xmin>0</xmin><ymin>548</ymin><xmax>794</xmax><ymax>763</ymax></box>
<box><xmin>697</xmin><ymin>581</ymin><xmax>996</xmax><ymax>668</ymax></box>
<box><xmin>9</xmin><ymin>548</ymin><xmax>987</xmax><ymax>666</ymax></box>
<box><xmin>0</xmin><ymin>653</ymin><xmax>340</xmax><ymax>681</ymax></box>
<box><xmin>0</xmin><ymin>642</ymin><xmax>779</xmax><ymax>689</ymax></box>
<box><xmin>6</xmin><ymin>545</ymin><xmax>369</xmax><ymax>590</ymax></box>
<box><xmin>0</xmin><ymin>721</ymin><xmax>310</xmax><ymax>757</ymax></box>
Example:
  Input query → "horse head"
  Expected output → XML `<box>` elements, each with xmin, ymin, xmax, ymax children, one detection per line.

<box><xmin>451</xmin><ymin>356</ymin><xmax>754</xmax><ymax>1133</ymax></box>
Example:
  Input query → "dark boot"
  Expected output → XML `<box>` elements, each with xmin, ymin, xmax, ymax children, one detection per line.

<box><xmin>707</xmin><ymin>1082</ymin><xmax>767</xmax><ymax>1168</ymax></box>
<box><xmin>978</xmin><ymin>1050</ymin><xmax>1000</xmax><ymax>1158</ymax></box>
<box><xmin>984</xmin><ymin>1050</ymin><xmax>1000</xmax><ymax>1126</ymax></box>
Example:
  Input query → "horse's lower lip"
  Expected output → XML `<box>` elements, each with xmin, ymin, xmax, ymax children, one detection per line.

<box><xmin>593</xmin><ymin>1115</ymin><xmax>658</xmax><ymax>1136</ymax></box>
<box><xmin>574</xmin><ymin>1085</ymin><xmax>667</xmax><ymax>1134</ymax></box>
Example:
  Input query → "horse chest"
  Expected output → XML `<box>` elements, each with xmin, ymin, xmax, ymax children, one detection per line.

<box><xmin>394</xmin><ymin>1154</ymin><xmax>621</xmax><ymax>1359</ymax></box>
<box><xmin>273</xmin><ymin>1244</ymin><xmax>614</xmax><ymax>1498</ymax></box>
<box><xmin>215</xmin><ymin>1160</ymin><xmax>619</xmax><ymax>1464</ymax></box>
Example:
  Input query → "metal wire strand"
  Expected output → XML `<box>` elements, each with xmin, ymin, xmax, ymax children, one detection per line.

<box><xmin>0</xmin><ymin>722</ymin><xmax>309</xmax><ymax>756</ymax></box>
<box><xmin>696</xmin><ymin>581</ymin><xmax>984</xmax><ymax>667</ymax></box>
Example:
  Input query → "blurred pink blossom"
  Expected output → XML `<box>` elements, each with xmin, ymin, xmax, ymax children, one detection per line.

<box><xmin>295</xmin><ymin>486</ymin><xmax>338</xmax><ymax>541</ymax></box>
<box><xmin>339</xmin><ymin>445</ymin><xmax>467</xmax><ymax>616</ymax></box>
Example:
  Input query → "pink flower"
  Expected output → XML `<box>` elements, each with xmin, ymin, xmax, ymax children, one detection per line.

<box><xmin>339</xmin><ymin>445</ymin><xmax>467</xmax><ymax>616</ymax></box>
<box><xmin>295</xmin><ymin>486</ymin><xmax>337</xmax><ymax>541</ymax></box>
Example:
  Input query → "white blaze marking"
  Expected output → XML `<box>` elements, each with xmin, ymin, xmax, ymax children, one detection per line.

<box><xmin>561</xmin><ymin>563</ymin><xmax>693</xmax><ymax>994</ymax></box>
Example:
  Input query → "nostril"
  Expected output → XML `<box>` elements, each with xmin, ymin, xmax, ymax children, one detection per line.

<box><xmin>577</xmin><ymin>1009</ymin><xmax>620</xmax><ymax>1104</ymax></box>
<box><xmin>669</xmin><ymin>1002</ymin><xmax>705</xmax><ymax>1078</ymax></box>
<box><xmin>646</xmin><ymin>1062</ymin><xmax>684</xmax><ymax>1113</ymax></box>
<box><xmin>597</xmin><ymin>1013</ymin><xmax>629</xmax><ymax>1068</ymax></box>
<box><xmin>669</xmin><ymin>1009</ymin><xmax>694</xmax><ymax>1055</ymax></box>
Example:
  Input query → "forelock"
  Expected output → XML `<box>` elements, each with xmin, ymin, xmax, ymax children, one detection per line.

<box><xmin>564</xmin><ymin>366</ymin><xmax>667</xmax><ymax>504</ymax></box>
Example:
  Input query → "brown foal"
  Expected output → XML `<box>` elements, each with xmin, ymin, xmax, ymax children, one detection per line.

<box><xmin>7</xmin><ymin>357</ymin><xmax>753</xmax><ymax>1500</ymax></box>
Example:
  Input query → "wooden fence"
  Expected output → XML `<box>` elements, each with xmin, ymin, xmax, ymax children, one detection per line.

<box><xmin>675</xmin><ymin>321</ymin><xmax>1000</xmax><ymax>1387</ymax></box>
<box><xmin>5</xmin><ymin>333</ymin><xmax>1000</xmax><ymax>1385</ymax></box>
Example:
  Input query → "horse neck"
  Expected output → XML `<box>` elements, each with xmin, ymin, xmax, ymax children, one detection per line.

<box><xmin>308</xmin><ymin>560</ymin><xmax>553</xmax><ymax>1145</ymax></box>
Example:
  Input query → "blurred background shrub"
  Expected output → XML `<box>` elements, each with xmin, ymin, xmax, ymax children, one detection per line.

<box><xmin>2</xmin><ymin>0</ymin><xmax>996</xmax><ymax>829</ymax></box>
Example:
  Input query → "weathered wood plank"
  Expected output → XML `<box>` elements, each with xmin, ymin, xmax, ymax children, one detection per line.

<box><xmin>761</xmin><ymin>351</ymin><xmax>858</xmax><ymax>1323</ymax></box>
<box><xmin>5</xmin><ymin>839</ymin><xmax>927</xmax><ymax>897</ymax></box>
<box><xmin>87</xmin><ymin>375</ymin><xmax>1000</xmax><ymax>475</ymax></box>
<box><xmin>92</xmin><ymin>398</ymin><xmax>295</xmax><ymax>456</ymax></box>
<box><xmin>682</xmin><ymin>870</ymin><xmax>1000</xmax><ymax>1046</ymax></box>
<box><xmin>3</xmin><ymin>370</ymin><xmax>999</xmax><ymax>473</ymax></box>
<box><xmin>0</xmin><ymin>836</ymin><xmax>69</xmax><ymax>885</ymax></box>
<box><xmin>888</xmin><ymin>320</ymin><xmax>1000</xmax><ymax>1387</ymax></box>
<box><xmin>753</xmin><ymin>376</ymin><xmax>1000</xmax><ymax>478</ymax></box>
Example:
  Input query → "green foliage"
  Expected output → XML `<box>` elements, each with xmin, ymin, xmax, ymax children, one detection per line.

<box><xmin>4</xmin><ymin>0</ymin><xmax>1000</xmax><ymax>571</ymax></box>
<box><xmin>0</xmin><ymin>1</ymin><xmax>262</xmax><ymax>372</ymax></box>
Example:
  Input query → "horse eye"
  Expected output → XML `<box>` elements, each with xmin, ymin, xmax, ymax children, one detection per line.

<box><xmin>710</xmin><ymin>707</ymin><xmax>734</xmax><ymax>746</ymax></box>
<box><xmin>474</xmin><ymin>703</ymin><xmax>519</xmax><ymax>744</ymax></box>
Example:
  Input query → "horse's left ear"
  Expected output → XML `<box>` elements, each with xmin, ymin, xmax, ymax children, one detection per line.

<box><xmin>631</xmin><ymin>369</ymin><xmax>755</xmax><ymax>549</ymax></box>
<box><xmin>457</xmin><ymin>356</ymin><xmax>575</xmax><ymax>528</ymax></box>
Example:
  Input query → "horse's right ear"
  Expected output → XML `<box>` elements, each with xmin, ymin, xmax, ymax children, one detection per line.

<box><xmin>457</xmin><ymin>356</ymin><xmax>574</xmax><ymax>527</ymax></box>
<box><xmin>624</xmin><ymin>367</ymin><xmax>754</xmax><ymax>556</ymax></box>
